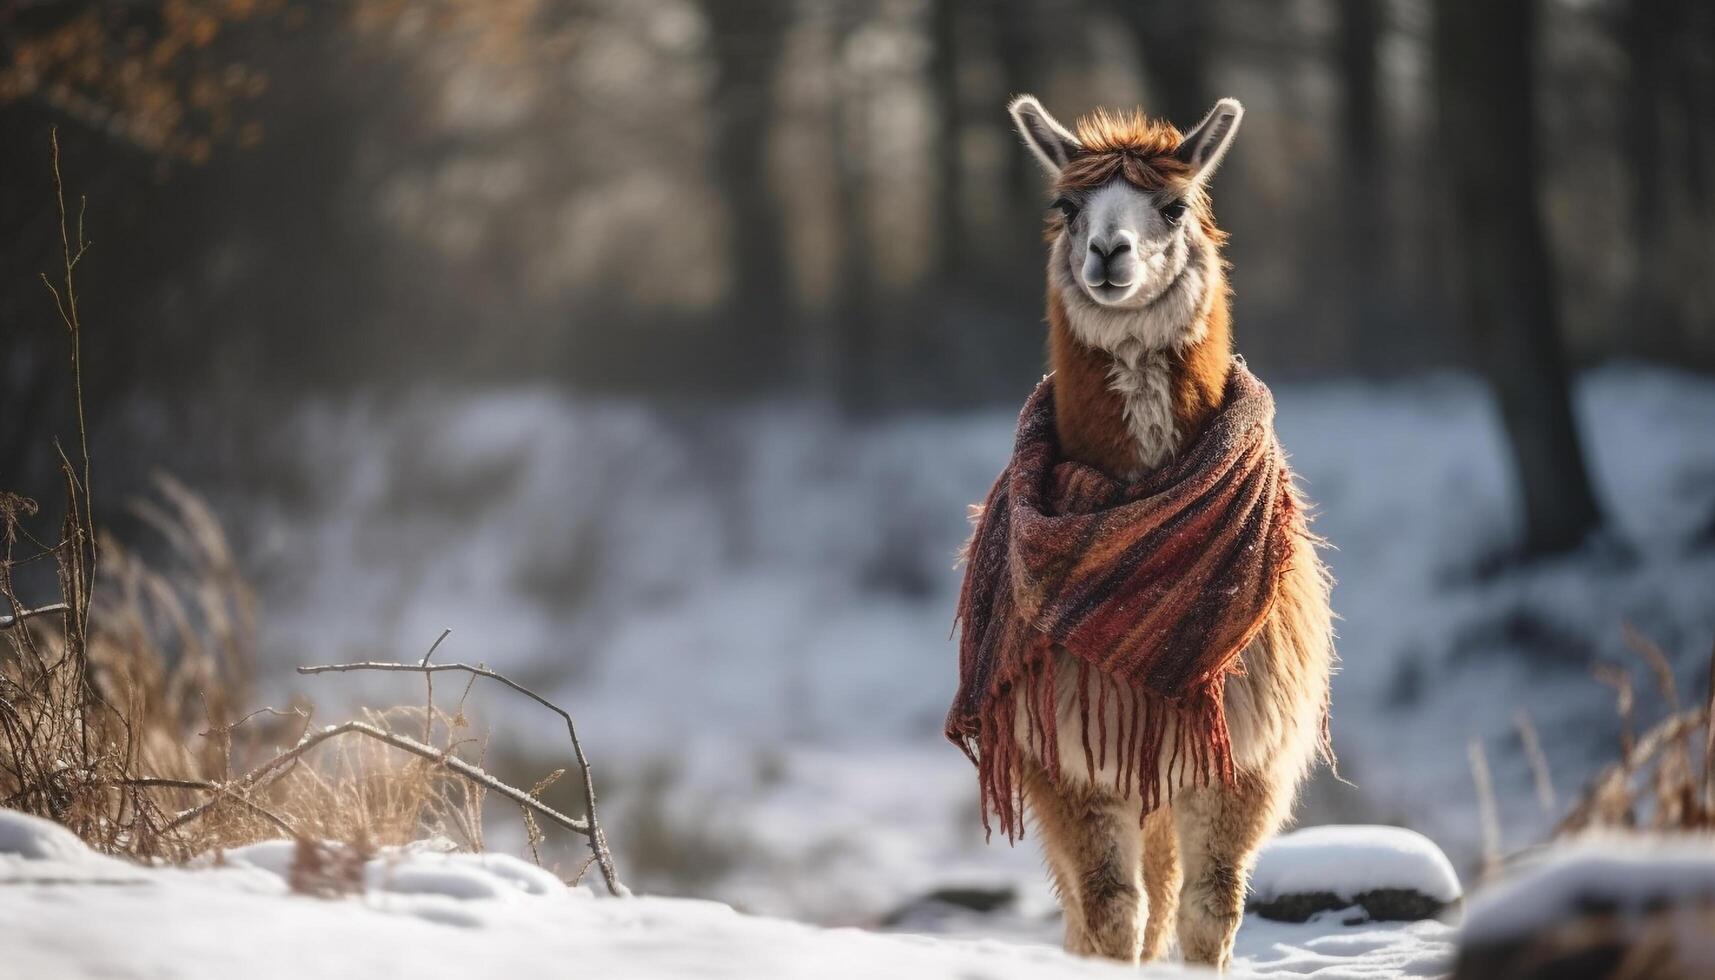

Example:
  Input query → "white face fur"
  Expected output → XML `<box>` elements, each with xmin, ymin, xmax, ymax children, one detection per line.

<box><xmin>1010</xmin><ymin>96</ymin><xmax>1244</xmax><ymax>354</ymax></box>
<box><xmin>1059</xmin><ymin>178</ymin><xmax>1191</xmax><ymax>309</ymax></box>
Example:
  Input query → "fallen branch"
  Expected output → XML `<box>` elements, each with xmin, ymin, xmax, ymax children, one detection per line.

<box><xmin>297</xmin><ymin>658</ymin><xmax>626</xmax><ymax>896</ymax></box>
<box><xmin>0</xmin><ymin>602</ymin><xmax>70</xmax><ymax>629</ymax></box>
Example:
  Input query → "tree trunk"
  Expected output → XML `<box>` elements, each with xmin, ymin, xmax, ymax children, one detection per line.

<box><xmin>704</xmin><ymin>0</ymin><xmax>793</xmax><ymax>383</ymax></box>
<box><xmin>1335</xmin><ymin>0</ymin><xmax>1393</xmax><ymax>371</ymax></box>
<box><xmin>930</xmin><ymin>0</ymin><xmax>965</xmax><ymax>284</ymax></box>
<box><xmin>1112</xmin><ymin>0</ymin><xmax>1212</xmax><ymax>129</ymax></box>
<box><xmin>993</xmin><ymin>0</ymin><xmax>1047</xmax><ymax>213</ymax></box>
<box><xmin>1623</xmin><ymin>0</ymin><xmax>1715</xmax><ymax>365</ymax></box>
<box><xmin>1431</xmin><ymin>0</ymin><xmax>1601</xmax><ymax>556</ymax></box>
<box><xmin>831</xmin><ymin>1</ymin><xmax>877</xmax><ymax>415</ymax></box>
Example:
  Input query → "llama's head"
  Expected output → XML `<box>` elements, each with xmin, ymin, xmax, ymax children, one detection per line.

<box><xmin>1009</xmin><ymin>95</ymin><xmax>1242</xmax><ymax>322</ymax></box>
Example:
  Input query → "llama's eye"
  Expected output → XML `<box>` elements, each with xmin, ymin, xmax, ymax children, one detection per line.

<box><xmin>1051</xmin><ymin>197</ymin><xmax>1081</xmax><ymax>222</ymax></box>
<box><xmin>1160</xmin><ymin>199</ymin><xmax>1188</xmax><ymax>225</ymax></box>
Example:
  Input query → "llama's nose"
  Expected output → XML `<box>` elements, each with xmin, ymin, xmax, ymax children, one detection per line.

<box><xmin>1088</xmin><ymin>237</ymin><xmax>1131</xmax><ymax>263</ymax></box>
<box><xmin>1087</xmin><ymin>235</ymin><xmax>1134</xmax><ymax>284</ymax></box>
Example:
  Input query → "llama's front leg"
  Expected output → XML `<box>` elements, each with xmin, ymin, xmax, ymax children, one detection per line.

<box><xmin>1021</xmin><ymin>761</ymin><xmax>1146</xmax><ymax>962</ymax></box>
<box><xmin>1172</xmin><ymin>770</ymin><xmax>1293</xmax><ymax>971</ymax></box>
<box><xmin>1140</xmin><ymin>804</ymin><xmax>1181</xmax><ymax>961</ymax></box>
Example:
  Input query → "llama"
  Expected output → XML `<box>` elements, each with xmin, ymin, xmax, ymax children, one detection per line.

<box><xmin>948</xmin><ymin>96</ymin><xmax>1336</xmax><ymax>971</ymax></box>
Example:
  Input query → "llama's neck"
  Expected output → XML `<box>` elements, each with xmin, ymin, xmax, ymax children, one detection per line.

<box><xmin>1046</xmin><ymin>243</ymin><xmax>1232</xmax><ymax>482</ymax></box>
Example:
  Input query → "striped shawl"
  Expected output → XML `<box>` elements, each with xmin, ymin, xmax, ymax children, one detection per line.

<box><xmin>947</xmin><ymin>361</ymin><xmax>1300</xmax><ymax>840</ymax></box>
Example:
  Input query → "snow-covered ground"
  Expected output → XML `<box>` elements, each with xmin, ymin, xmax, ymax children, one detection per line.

<box><xmin>0</xmin><ymin>808</ymin><xmax>1453</xmax><ymax>979</ymax></box>
<box><xmin>183</xmin><ymin>366</ymin><xmax>1715</xmax><ymax>934</ymax></box>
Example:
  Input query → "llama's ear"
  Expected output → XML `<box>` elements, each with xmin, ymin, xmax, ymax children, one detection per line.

<box><xmin>1009</xmin><ymin>95</ymin><xmax>1081</xmax><ymax>177</ymax></box>
<box><xmin>1176</xmin><ymin>98</ymin><xmax>1244</xmax><ymax>183</ymax></box>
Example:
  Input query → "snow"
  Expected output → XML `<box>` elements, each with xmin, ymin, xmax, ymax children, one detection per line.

<box><xmin>1250</xmin><ymin>825</ymin><xmax>1462</xmax><ymax>905</ymax></box>
<box><xmin>1460</xmin><ymin>835</ymin><xmax>1715</xmax><ymax>945</ymax></box>
<box><xmin>0</xmin><ymin>808</ymin><xmax>1455</xmax><ymax>979</ymax></box>
<box><xmin>0</xmin><ymin>808</ymin><xmax>120</xmax><ymax>865</ymax></box>
<box><xmin>1239</xmin><ymin>915</ymin><xmax>1455</xmax><ymax>978</ymax></box>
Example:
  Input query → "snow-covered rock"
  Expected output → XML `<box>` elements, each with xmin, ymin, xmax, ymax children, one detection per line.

<box><xmin>1249</xmin><ymin>825</ymin><xmax>1461</xmax><ymax>922</ymax></box>
<box><xmin>1452</xmin><ymin>836</ymin><xmax>1715</xmax><ymax>979</ymax></box>
<box><xmin>1459</xmin><ymin>835</ymin><xmax>1715</xmax><ymax>945</ymax></box>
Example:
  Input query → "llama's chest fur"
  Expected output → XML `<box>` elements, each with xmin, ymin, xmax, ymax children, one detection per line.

<box><xmin>1105</xmin><ymin>341</ymin><xmax>1178</xmax><ymax>476</ymax></box>
<box><xmin>1048</xmin><ymin>230</ymin><xmax>1215</xmax><ymax>480</ymax></box>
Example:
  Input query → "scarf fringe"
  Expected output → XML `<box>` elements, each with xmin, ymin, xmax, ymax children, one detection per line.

<box><xmin>965</xmin><ymin>638</ymin><xmax>1237</xmax><ymax>843</ymax></box>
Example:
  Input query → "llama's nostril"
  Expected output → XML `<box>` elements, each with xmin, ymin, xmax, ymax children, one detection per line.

<box><xmin>1090</xmin><ymin>239</ymin><xmax>1130</xmax><ymax>261</ymax></box>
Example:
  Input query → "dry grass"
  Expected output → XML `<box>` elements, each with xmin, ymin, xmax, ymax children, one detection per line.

<box><xmin>1</xmin><ymin>474</ymin><xmax>490</xmax><ymax>862</ymax></box>
<box><xmin>1466</xmin><ymin>624</ymin><xmax>1715</xmax><ymax>876</ymax></box>
<box><xmin>3</xmin><ymin>130</ymin><xmax>623</xmax><ymax>893</ymax></box>
<box><xmin>1553</xmin><ymin>626</ymin><xmax>1715</xmax><ymax>837</ymax></box>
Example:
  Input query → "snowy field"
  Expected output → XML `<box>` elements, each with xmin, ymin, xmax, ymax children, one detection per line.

<box><xmin>0</xmin><ymin>809</ymin><xmax>1454</xmax><ymax>978</ymax></box>
<box><xmin>177</xmin><ymin>365</ymin><xmax>1715</xmax><ymax>933</ymax></box>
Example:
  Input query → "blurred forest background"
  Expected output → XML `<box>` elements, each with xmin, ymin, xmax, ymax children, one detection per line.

<box><xmin>5</xmin><ymin>0</ymin><xmax>1713</xmax><ymax>541</ymax></box>
<box><xmin>4</xmin><ymin>0</ymin><xmax>1715</xmax><ymax>911</ymax></box>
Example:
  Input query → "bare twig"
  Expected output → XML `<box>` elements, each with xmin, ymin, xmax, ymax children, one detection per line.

<box><xmin>119</xmin><ymin>777</ymin><xmax>296</xmax><ymax>838</ymax></box>
<box><xmin>1705</xmin><ymin>638</ymin><xmax>1715</xmax><ymax>812</ymax></box>
<box><xmin>1468</xmin><ymin>736</ymin><xmax>1501</xmax><ymax>882</ymax></box>
<box><xmin>1513</xmin><ymin>708</ymin><xmax>1557</xmax><ymax>818</ymax></box>
<box><xmin>567</xmin><ymin>853</ymin><xmax>598</xmax><ymax>888</ymax></box>
<box><xmin>1594</xmin><ymin>663</ymin><xmax>1636</xmax><ymax>759</ymax></box>
<box><xmin>196</xmin><ymin>705</ymin><xmax>308</xmax><ymax>739</ymax></box>
<box><xmin>1624</xmin><ymin>622</ymin><xmax>1681</xmax><ymax>710</ymax></box>
<box><xmin>420</xmin><ymin>629</ymin><xmax>449</xmax><ymax>745</ymax></box>
<box><xmin>40</xmin><ymin>127</ymin><xmax>96</xmax><ymax>620</ymax></box>
<box><xmin>421</xmin><ymin>629</ymin><xmax>452</xmax><ymax>668</ymax></box>
<box><xmin>0</xmin><ymin>602</ymin><xmax>69</xmax><ymax>629</ymax></box>
<box><xmin>297</xmin><ymin>659</ymin><xmax>627</xmax><ymax>896</ymax></box>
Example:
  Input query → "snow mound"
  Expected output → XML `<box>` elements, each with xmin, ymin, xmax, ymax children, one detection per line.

<box><xmin>1460</xmin><ymin>835</ymin><xmax>1715</xmax><ymax>945</ymax></box>
<box><xmin>1251</xmin><ymin>825</ymin><xmax>1462</xmax><ymax>906</ymax></box>
<box><xmin>0</xmin><ymin>809</ymin><xmax>105</xmax><ymax>864</ymax></box>
<box><xmin>0</xmin><ymin>809</ymin><xmax>134</xmax><ymax>883</ymax></box>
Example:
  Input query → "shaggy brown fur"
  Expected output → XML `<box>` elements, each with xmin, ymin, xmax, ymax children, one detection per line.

<box><xmin>947</xmin><ymin>364</ymin><xmax>1303</xmax><ymax>837</ymax></box>
<box><xmin>960</xmin><ymin>97</ymin><xmax>1337</xmax><ymax>972</ymax></box>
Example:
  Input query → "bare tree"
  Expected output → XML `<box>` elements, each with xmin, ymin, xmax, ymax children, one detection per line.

<box><xmin>704</xmin><ymin>0</ymin><xmax>794</xmax><ymax>380</ymax></box>
<box><xmin>1111</xmin><ymin>0</ymin><xmax>1211</xmax><ymax>128</ymax></box>
<box><xmin>930</xmin><ymin>0</ymin><xmax>965</xmax><ymax>283</ymax></box>
<box><xmin>1432</xmin><ymin>0</ymin><xmax>1601</xmax><ymax>556</ymax></box>
<box><xmin>1335</xmin><ymin>0</ymin><xmax>1393</xmax><ymax>370</ymax></box>
<box><xmin>830</xmin><ymin>0</ymin><xmax>877</xmax><ymax>415</ymax></box>
<box><xmin>993</xmin><ymin>0</ymin><xmax>1051</xmax><ymax>213</ymax></box>
<box><xmin>1623</xmin><ymin>0</ymin><xmax>1715</xmax><ymax>364</ymax></box>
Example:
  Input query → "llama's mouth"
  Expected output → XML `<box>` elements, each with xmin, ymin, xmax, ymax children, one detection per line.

<box><xmin>1084</xmin><ymin>280</ymin><xmax>1138</xmax><ymax>305</ymax></box>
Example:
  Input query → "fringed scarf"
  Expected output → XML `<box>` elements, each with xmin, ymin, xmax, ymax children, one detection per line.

<box><xmin>947</xmin><ymin>360</ymin><xmax>1300</xmax><ymax>841</ymax></box>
